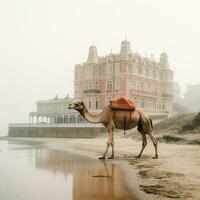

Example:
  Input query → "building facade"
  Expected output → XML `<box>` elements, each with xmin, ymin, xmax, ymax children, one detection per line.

<box><xmin>182</xmin><ymin>84</ymin><xmax>200</xmax><ymax>112</ymax></box>
<box><xmin>74</xmin><ymin>40</ymin><xmax>173</xmax><ymax>116</ymax></box>
<box><xmin>29</xmin><ymin>95</ymin><xmax>86</xmax><ymax>124</ymax></box>
<box><xmin>173</xmin><ymin>82</ymin><xmax>181</xmax><ymax>104</ymax></box>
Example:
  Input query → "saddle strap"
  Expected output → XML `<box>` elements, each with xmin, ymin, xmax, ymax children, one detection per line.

<box><xmin>124</xmin><ymin>111</ymin><xmax>132</xmax><ymax>135</ymax></box>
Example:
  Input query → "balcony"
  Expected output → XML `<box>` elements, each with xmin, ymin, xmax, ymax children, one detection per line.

<box><xmin>83</xmin><ymin>89</ymin><xmax>100</xmax><ymax>94</ymax></box>
<box><xmin>106</xmin><ymin>90</ymin><xmax>112</xmax><ymax>93</ymax></box>
<box><xmin>161</xmin><ymin>94</ymin><xmax>173</xmax><ymax>98</ymax></box>
<box><xmin>130</xmin><ymin>89</ymin><xmax>159</xmax><ymax>97</ymax></box>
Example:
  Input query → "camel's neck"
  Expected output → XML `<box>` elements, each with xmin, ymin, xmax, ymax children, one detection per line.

<box><xmin>79</xmin><ymin>107</ymin><xmax>107</xmax><ymax>124</ymax></box>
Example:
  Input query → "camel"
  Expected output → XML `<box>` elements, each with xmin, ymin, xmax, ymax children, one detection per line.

<box><xmin>68</xmin><ymin>101</ymin><xmax>158</xmax><ymax>159</ymax></box>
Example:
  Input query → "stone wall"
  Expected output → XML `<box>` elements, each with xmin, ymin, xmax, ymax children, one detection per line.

<box><xmin>8</xmin><ymin>124</ymin><xmax>106</xmax><ymax>138</ymax></box>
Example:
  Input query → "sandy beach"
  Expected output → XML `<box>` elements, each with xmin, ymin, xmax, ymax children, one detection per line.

<box><xmin>2</xmin><ymin>135</ymin><xmax>200</xmax><ymax>200</ymax></box>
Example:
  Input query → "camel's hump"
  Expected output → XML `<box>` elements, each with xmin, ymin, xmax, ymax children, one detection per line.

<box><xmin>110</xmin><ymin>97</ymin><xmax>135</xmax><ymax>111</ymax></box>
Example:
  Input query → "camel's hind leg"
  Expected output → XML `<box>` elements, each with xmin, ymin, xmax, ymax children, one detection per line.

<box><xmin>148</xmin><ymin>131</ymin><xmax>158</xmax><ymax>159</ymax></box>
<box><xmin>136</xmin><ymin>131</ymin><xmax>147</xmax><ymax>158</ymax></box>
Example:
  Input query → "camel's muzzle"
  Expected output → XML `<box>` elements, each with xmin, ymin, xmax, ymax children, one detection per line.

<box><xmin>68</xmin><ymin>104</ymin><xmax>73</xmax><ymax>109</ymax></box>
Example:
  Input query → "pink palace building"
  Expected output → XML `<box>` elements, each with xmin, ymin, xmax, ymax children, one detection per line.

<box><xmin>74</xmin><ymin>40</ymin><xmax>173</xmax><ymax>118</ymax></box>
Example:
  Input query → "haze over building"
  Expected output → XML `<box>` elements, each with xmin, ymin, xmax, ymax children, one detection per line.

<box><xmin>75</xmin><ymin>40</ymin><xmax>173</xmax><ymax>116</ymax></box>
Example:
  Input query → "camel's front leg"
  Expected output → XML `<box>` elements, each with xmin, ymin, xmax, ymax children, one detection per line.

<box><xmin>108</xmin><ymin>142</ymin><xmax>114</xmax><ymax>159</ymax></box>
<box><xmin>99</xmin><ymin>142</ymin><xmax>110</xmax><ymax>159</ymax></box>
<box><xmin>108</xmin><ymin>131</ymin><xmax>114</xmax><ymax>159</ymax></box>
<box><xmin>99</xmin><ymin>127</ymin><xmax>113</xmax><ymax>159</ymax></box>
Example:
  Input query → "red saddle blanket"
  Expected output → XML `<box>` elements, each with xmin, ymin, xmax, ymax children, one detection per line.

<box><xmin>110</xmin><ymin>97</ymin><xmax>135</xmax><ymax>111</ymax></box>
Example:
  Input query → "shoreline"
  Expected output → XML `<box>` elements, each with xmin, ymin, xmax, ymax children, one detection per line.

<box><xmin>1</xmin><ymin>136</ymin><xmax>200</xmax><ymax>199</ymax></box>
<box><xmin>46</xmin><ymin>140</ymin><xmax>151</xmax><ymax>200</ymax></box>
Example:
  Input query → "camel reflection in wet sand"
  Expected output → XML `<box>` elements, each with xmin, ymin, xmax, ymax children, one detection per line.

<box><xmin>33</xmin><ymin>148</ymin><xmax>135</xmax><ymax>200</ymax></box>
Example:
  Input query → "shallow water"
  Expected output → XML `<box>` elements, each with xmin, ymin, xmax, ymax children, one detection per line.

<box><xmin>0</xmin><ymin>140</ymin><xmax>136</xmax><ymax>200</ymax></box>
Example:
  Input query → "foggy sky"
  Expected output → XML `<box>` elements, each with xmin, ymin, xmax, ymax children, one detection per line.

<box><xmin>0</xmin><ymin>0</ymin><xmax>200</xmax><ymax>135</ymax></box>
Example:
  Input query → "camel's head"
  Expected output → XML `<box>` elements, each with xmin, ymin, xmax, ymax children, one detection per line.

<box><xmin>68</xmin><ymin>101</ymin><xmax>84</xmax><ymax>111</ymax></box>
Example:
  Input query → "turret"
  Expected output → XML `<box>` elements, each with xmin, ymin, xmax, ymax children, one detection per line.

<box><xmin>160</xmin><ymin>52</ymin><xmax>170</xmax><ymax>69</ymax></box>
<box><xmin>87</xmin><ymin>45</ymin><xmax>98</xmax><ymax>64</ymax></box>
<box><xmin>120</xmin><ymin>40</ymin><xmax>132</xmax><ymax>60</ymax></box>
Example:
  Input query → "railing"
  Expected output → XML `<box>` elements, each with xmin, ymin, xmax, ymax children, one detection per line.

<box><xmin>83</xmin><ymin>89</ymin><xmax>100</xmax><ymax>94</ymax></box>
<box><xmin>130</xmin><ymin>89</ymin><xmax>159</xmax><ymax>97</ymax></box>
<box><xmin>161</xmin><ymin>94</ymin><xmax>173</xmax><ymax>97</ymax></box>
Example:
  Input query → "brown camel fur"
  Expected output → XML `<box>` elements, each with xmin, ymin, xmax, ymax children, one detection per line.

<box><xmin>68</xmin><ymin>101</ymin><xmax>158</xmax><ymax>159</ymax></box>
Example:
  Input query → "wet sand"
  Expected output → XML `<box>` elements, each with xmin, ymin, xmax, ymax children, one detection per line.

<box><xmin>1</xmin><ymin>136</ymin><xmax>200</xmax><ymax>200</ymax></box>
<box><xmin>0</xmin><ymin>140</ymin><xmax>137</xmax><ymax>200</ymax></box>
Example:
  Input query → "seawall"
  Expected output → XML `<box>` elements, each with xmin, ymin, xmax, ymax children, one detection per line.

<box><xmin>8</xmin><ymin>124</ymin><xmax>106</xmax><ymax>138</ymax></box>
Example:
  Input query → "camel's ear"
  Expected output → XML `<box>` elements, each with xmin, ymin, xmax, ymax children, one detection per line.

<box><xmin>81</xmin><ymin>101</ymin><xmax>84</xmax><ymax>105</ymax></box>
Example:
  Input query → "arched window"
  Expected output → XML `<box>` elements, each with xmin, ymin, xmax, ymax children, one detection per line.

<box><xmin>64</xmin><ymin>115</ymin><xmax>69</xmax><ymax>124</ymax></box>
<box><xmin>77</xmin><ymin>115</ymin><xmax>84</xmax><ymax>123</ymax></box>
<box><xmin>58</xmin><ymin>116</ymin><xmax>63</xmax><ymax>124</ymax></box>
<box><xmin>95</xmin><ymin>98</ymin><xmax>99</xmax><ymax>109</ymax></box>
<box><xmin>69</xmin><ymin>115</ymin><xmax>76</xmax><ymax>123</ymax></box>
<box><xmin>88</xmin><ymin>99</ymin><xmax>92</xmax><ymax>110</ymax></box>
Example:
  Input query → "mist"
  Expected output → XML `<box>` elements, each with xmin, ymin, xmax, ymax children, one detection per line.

<box><xmin>0</xmin><ymin>0</ymin><xmax>200</xmax><ymax>135</ymax></box>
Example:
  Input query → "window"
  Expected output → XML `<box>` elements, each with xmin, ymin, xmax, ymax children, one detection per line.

<box><xmin>137</xmin><ymin>82</ymin><xmax>140</xmax><ymax>90</ymax></box>
<box><xmin>115</xmin><ymin>64</ymin><xmax>120</xmax><ymax>74</ymax></box>
<box><xmin>133</xmin><ymin>64</ymin><xmax>138</xmax><ymax>73</ymax></box>
<box><xmin>155</xmin><ymin>70</ymin><xmax>158</xmax><ymax>79</ymax></box>
<box><xmin>141</xmin><ymin>82</ymin><xmax>144</xmax><ymax>91</ymax></box>
<box><xmin>106</xmin><ymin>80</ymin><xmax>112</xmax><ymax>91</ymax></box>
<box><xmin>134</xmin><ymin>97</ymin><xmax>138</xmax><ymax>107</ymax></box>
<box><xmin>100</xmin><ymin>65</ymin><xmax>105</xmax><ymax>75</ymax></box>
<box><xmin>75</xmin><ymin>86</ymin><xmax>79</xmax><ymax>98</ymax></box>
<box><xmin>95</xmin><ymin>98</ymin><xmax>99</xmax><ymax>109</ymax></box>
<box><xmin>147</xmin><ymin>83</ymin><xmax>150</xmax><ymax>91</ymax></box>
<box><xmin>132</xmin><ymin>81</ymin><xmax>137</xmax><ymax>90</ymax></box>
<box><xmin>89</xmin><ymin>81</ymin><xmax>93</xmax><ymax>90</ymax></box>
<box><xmin>138</xmin><ymin>66</ymin><xmax>142</xmax><ymax>74</ymax></box>
<box><xmin>88</xmin><ymin>99</ymin><xmax>92</xmax><ymax>109</ymax></box>
<box><xmin>168</xmin><ymin>72</ymin><xmax>172</xmax><ymax>81</ymax></box>
<box><xmin>149</xmin><ymin>69</ymin><xmax>153</xmax><ymax>77</ymax></box>
<box><xmin>141</xmin><ymin>100</ymin><xmax>145</xmax><ymax>108</ymax></box>
<box><xmin>105</xmin><ymin>96</ymin><xmax>112</xmax><ymax>105</ymax></box>
<box><xmin>162</xmin><ymin>101</ymin><xmax>166</xmax><ymax>110</ymax></box>
<box><xmin>115</xmin><ymin>79</ymin><xmax>120</xmax><ymax>91</ymax></box>
<box><xmin>84</xmin><ymin>82</ymin><xmax>89</xmax><ymax>90</ymax></box>
<box><xmin>136</xmin><ymin>99</ymin><xmax>140</xmax><ymax>107</ymax></box>
<box><xmin>94</xmin><ymin>81</ymin><xmax>99</xmax><ymax>90</ymax></box>
<box><xmin>75</xmin><ymin>71</ymin><xmax>79</xmax><ymax>80</ymax></box>
<box><xmin>94</xmin><ymin>66</ymin><xmax>99</xmax><ymax>75</ymax></box>
<box><xmin>151</xmin><ymin>84</ymin><xmax>155</xmax><ymax>93</ymax></box>
<box><xmin>145</xmin><ymin>68</ymin><xmax>149</xmax><ymax>76</ymax></box>
<box><xmin>153</xmin><ymin>69</ymin><xmax>156</xmax><ymax>78</ymax></box>
<box><xmin>128</xmin><ymin>64</ymin><xmax>133</xmax><ymax>73</ymax></box>
<box><xmin>84</xmin><ymin>66</ymin><xmax>93</xmax><ymax>76</ymax></box>
<box><xmin>106</xmin><ymin>64</ymin><xmax>113</xmax><ymax>74</ymax></box>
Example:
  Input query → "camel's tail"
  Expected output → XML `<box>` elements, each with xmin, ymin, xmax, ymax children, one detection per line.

<box><xmin>137</xmin><ymin>115</ymin><xmax>143</xmax><ymax>133</ymax></box>
<box><xmin>149</xmin><ymin>117</ymin><xmax>153</xmax><ymax>130</ymax></box>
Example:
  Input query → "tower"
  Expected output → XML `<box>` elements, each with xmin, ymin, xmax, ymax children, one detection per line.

<box><xmin>120</xmin><ymin>40</ymin><xmax>132</xmax><ymax>60</ymax></box>
<box><xmin>87</xmin><ymin>45</ymin><xmax>98</xmax><ymax>64</ymax></box>
<box><xmin>160</xmin><ymin>52</ymin><xmax>170</xmax><ymax>69</ymax></box>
